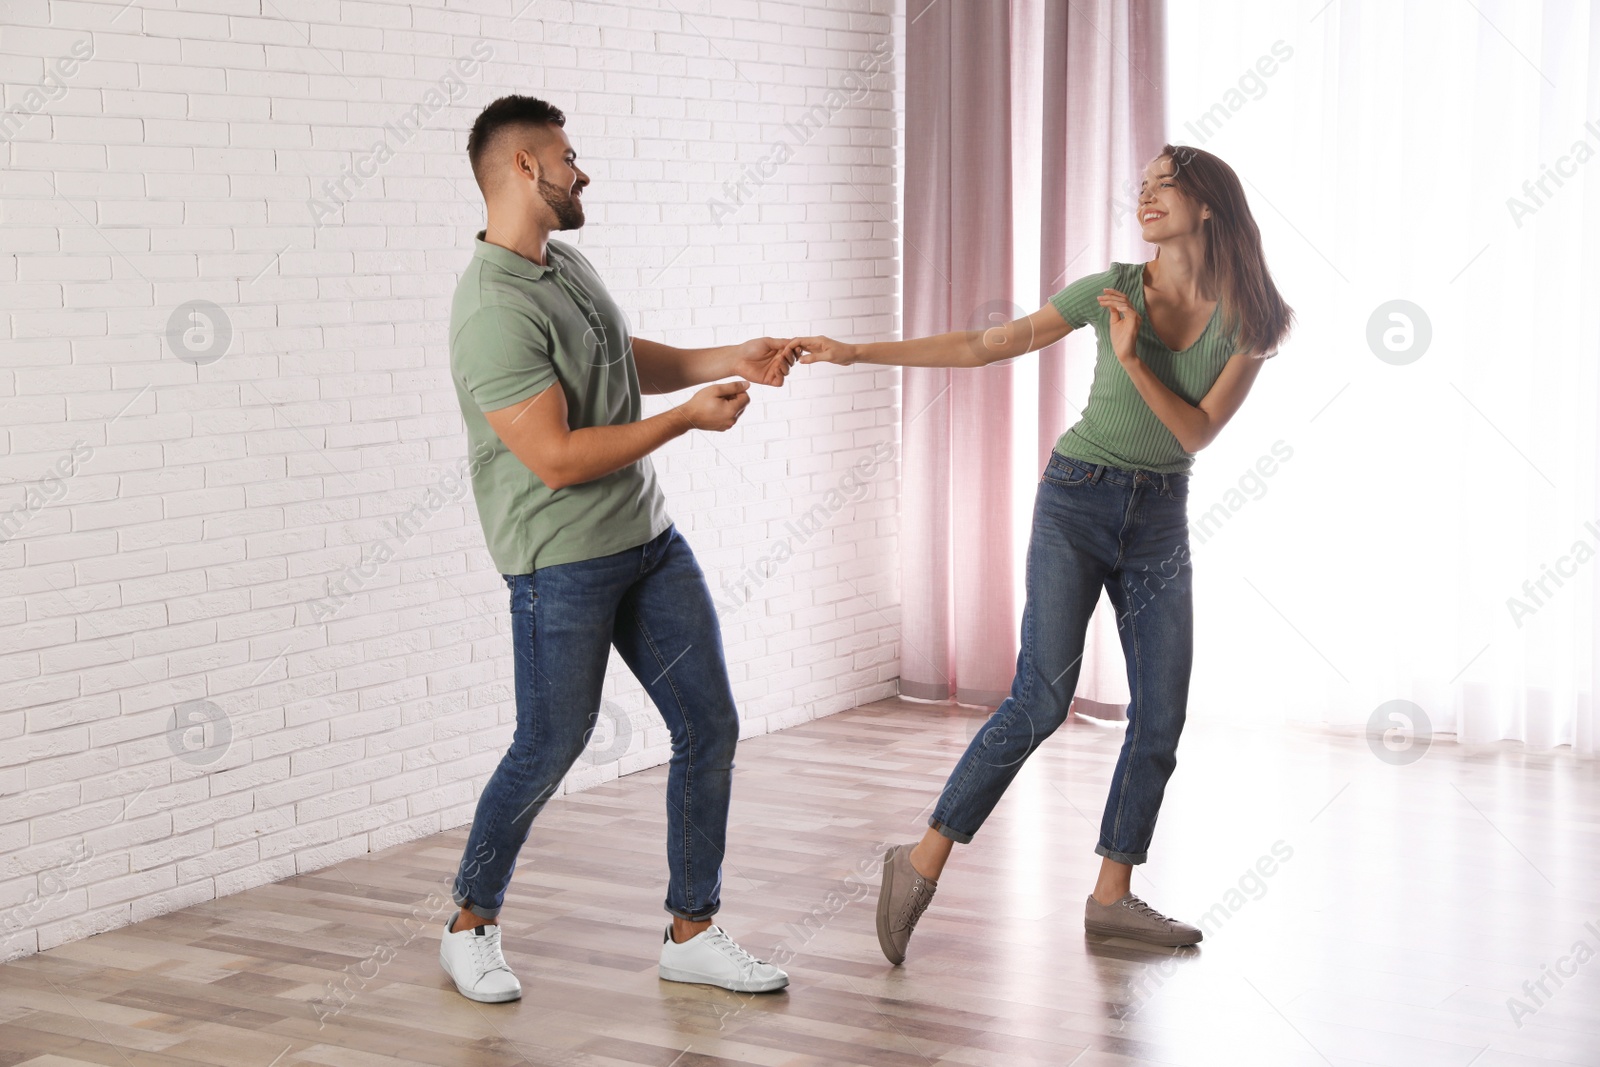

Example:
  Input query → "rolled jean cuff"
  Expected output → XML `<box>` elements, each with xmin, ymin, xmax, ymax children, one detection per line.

<box><xmin>452</xmin><ymin>890</ymin><xmax>501</xmax><ymax>922</ymax></box>
<box><xmin>929</xmin><ymin>817</ymin><xmax>974</xmax><ymax>845</ymax></box>
<box><xmin>1094</xmin><ymin>843</ymin><xmax>1147</xmax><ymax>865</ymax></box>
<box><xmin>666</xmin><ymin>901</ymin><xmax>720</xmax><ymax>922</ymax></box>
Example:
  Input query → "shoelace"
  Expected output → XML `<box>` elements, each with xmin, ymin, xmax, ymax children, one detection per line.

<box><xmin>899</xmin><ymin>882</ymin><xmax>934</xmax><ymax>930</ymax></box>
<box><xmin>701</xmin><ymin>926</ymin><xmax>769</xmax><ymax>977</ymax></box>
<box><xmin>1120</xmin><ymin>894</ymin><xmax>1175</xmax><ymax>926</ymax></box>
<box><xmin>470</xmin><ymin>927</ymin><xmax>513</xmax><ymax>976</ymax></box>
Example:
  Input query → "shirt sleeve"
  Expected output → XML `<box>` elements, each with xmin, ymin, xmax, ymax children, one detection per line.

<box><xmin>453</xmin><ymin>305</ymin><xmax>557</xmax><ymax>412</ymax></box>
<box><xmin>1047</xmin><ymin>266</ymin><xmax>1120</xmax><ymax>329</ymax></box>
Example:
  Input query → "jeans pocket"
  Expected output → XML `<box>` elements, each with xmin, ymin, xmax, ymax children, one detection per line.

<box><xmin>1041</xmin><ymin>455</ymin><xmax>1093</xmax><ymax>487</ymax></box>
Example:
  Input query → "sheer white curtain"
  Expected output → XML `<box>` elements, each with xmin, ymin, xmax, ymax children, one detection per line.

<box><xmin>1157</xmin><ymin>0</ymin><xmax>1597</xmax><ymax>753</ymax></box>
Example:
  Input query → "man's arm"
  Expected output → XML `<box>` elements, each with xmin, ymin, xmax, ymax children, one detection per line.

<box><xmin>485</xmin><ymin>379</ymin><xmax>750</xmax><ymax>490</ymax></box>
<box><xmin>631</xmin><ymin>336</ymin><xmax>795</xmax><ymax>394</ymax></box>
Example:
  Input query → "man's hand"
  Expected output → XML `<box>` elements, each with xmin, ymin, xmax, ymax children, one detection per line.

<box><xmin>677</xmin><ymin>380</ymin><xmax>751</xmax><ymax>432</ymax></box>
<box><xmin>731</xmin><ymin>336</ymin><xmax>798</xmax><ymax>386</ymax></box>
<box><xmin>791</xmin><ymin>336</ymin><xmax>858</xmax><ymax>366</ymax></box>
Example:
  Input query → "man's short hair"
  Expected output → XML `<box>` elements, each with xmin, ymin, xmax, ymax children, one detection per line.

<box><xmin>467</xmin><ymin>95</ymin><xmax>566</xmax><ymax>193</ymax></box>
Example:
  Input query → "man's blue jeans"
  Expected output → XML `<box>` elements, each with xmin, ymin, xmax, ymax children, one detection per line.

<box><xmin>930</xmin><ymin>452</ymin><xmax>1194</xmax><ymax>865</ymax></box>
<box><xmin>451</xmin><ymin>525</ymin><xmax>737</xmax><ymax>922</ymax></box>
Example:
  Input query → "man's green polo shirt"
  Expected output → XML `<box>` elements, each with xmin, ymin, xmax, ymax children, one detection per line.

<box><xmin>449</xmin><ymin>232</ymin><xmax>669</xmax><ymax>575</ymax></box>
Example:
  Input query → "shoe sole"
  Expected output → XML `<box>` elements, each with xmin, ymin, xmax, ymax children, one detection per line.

<box><xmin>440</xmin><ymin>947</ymin><xmax>522</xmax><ymax>1002</ymax></box>
<box><xmin>875</xmin><ymin>844</ymin><xmax>905</xmax><ymax>965</ymax></box>
<box><xmin>658</xmin><ymin>965</ymin><xmax>788</xmax><ymax>993</ymax></box>
<box><xmin>449</xmin><ymin>982</ymin><xmax>522</xmax><ymax>1003</ymax></box>
<box><xmin>1083</xmin><ymin>920</ymin><xmax>1201</xmax><ymax>948</ymax></box>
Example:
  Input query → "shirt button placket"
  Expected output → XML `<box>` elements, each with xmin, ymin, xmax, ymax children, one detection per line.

<box><xmin>557</xmin><ymin>268</ymin><xmax>607</xmax><ymax>367</ymax></box>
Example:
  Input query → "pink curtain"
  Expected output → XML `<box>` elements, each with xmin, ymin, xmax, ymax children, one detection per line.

<box><xmin>900</xmin><ymin>0</ymin><xmax>1168</xmax><ymax>710</ymax></box>
<box><xmin>900</xmin><ymin>1</ymin><xmax>1015</xmax><ymax>706</ymax></box>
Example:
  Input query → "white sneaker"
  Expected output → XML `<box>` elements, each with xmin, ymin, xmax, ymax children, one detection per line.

<box><xmin>439</xmin><ymin>916</ymin><xmax>521</xmax><ymax>1003</ymax></box>
<box><xmin>658</xmin><ymin>924</ymin><xmax>788</xmax><ymax>993</ymax></box>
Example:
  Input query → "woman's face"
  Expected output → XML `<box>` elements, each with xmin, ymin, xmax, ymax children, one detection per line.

<box><xmin>1136</xmin><ymin>155</ymin><xmax>1208</xmax><ymax>241</ymax></box>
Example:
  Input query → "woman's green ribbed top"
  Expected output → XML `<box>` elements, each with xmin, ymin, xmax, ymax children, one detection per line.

<box><xmin>1048</xmin><ymin>261</ymin><xmax>1252</xmax><ymax>475</ymax></box>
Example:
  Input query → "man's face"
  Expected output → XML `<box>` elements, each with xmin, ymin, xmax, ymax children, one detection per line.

<box><xmin>532</xmin><ymin>127</ymin><xmax>589</xmax><ymax>230</ymax></box>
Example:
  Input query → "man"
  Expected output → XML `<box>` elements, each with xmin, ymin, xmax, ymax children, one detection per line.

<box><xmin>441</xmin><ymin>95</ymin><xmax>795</xmax><ymax>1001</ymax></box>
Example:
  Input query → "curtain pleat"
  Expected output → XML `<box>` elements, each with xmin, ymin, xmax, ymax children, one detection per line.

<box><xmin>901</xmin><ymin>0</ymin><xmax>1166</xmax><ymax>709</ymax></box>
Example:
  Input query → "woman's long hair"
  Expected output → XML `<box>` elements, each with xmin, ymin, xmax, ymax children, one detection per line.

<box><xmin>1160</xmin><ymin>143</ymin><xmax>1294</xmax><ymax>357</ymax></box>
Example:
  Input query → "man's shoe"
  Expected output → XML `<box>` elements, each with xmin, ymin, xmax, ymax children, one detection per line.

<box><xmin>1083</xmin><ymin>892</ymin><xmax>1203</xmax><ymax>947</ymax></box>
<box><xmin>439</xmin><ymin>915</ymin><xmax>522</xmax><ymax>1002</ymax></box>
<box><xmin>658</xmin><ymin>925</ymin><xmax>788</xmax><ymax>993</ymax></box>
<box><xmin>875</xmin><ymin>842</ymin><xmax>937</xmax><ymax>965</ymax></box>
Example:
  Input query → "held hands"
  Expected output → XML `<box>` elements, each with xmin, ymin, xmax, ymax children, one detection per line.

<box><xmin>785</xmin><ymin>336</ymin><xmax>857</xmax><ymax>366</ymax></box>
<box><xmin>1097</xmin><ymin>289</ymin><xmax>1141</xmax><ymax>364</ymax></box>
<box><xmin>731</xmin><ymin>336</ymin><xmax>801</xmax><ymax>387</ymax></box>
<box><xmin>686</xmin><ymin>334</ymin><xmax>853</xmax><ymax>436</ymax></box>
<box><xmin>680</xmin><ymin>337</ymin><xmax>789</xmax><ymax>436</ymax></box>
<box><xmin>729</xmin><ymin>336</ymin><xmax>856</xmax><ymax>385</ymax></box>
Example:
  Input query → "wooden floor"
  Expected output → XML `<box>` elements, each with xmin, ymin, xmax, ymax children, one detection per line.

<box><xmin>2</xmin><ymin>696</ymin><xmax>1597</xmax><ymax>1067</ymax></box>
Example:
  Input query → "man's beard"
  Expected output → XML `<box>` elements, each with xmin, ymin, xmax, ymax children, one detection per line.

<box><xmin>538</xmin><ymin>178</ymin><xmax>585</xmax><ymax>230</ymax></box>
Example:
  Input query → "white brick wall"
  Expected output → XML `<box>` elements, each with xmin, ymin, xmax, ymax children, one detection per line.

<box><xmin>0</xmin><ymin>0</ymin><xmax>903</xmax><ymax>959</ymax></box>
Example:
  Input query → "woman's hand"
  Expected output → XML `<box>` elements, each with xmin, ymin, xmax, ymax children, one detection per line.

<box><xmin>790</xmin><ymin>336</ymin><xmax>859</xmax><ymax>367</ymax></box>
<box><xmin>1097</xmin><ymin>288</ymin><xmax>1141</xmax><ymax>364</ymax></box>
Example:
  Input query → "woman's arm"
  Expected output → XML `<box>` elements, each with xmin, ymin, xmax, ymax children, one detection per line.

<box><xmin>1121</xmin><ymin>351</ymin><xmax>1266</xmax><ymax>452</ymax></box>
<box><xmin>631</xmin><ymin>336</ymin><xmax>795</xmax><ymax>394</ymax></box>
<box><xmin>792</xmin><ymin>303</ymin><xmax>1074</xmax><ymax>369</ymax></box>
<box><xmin>1098</xmin><ymin>288</ymin><xmax>1268</xmax><ymax>452</ymax></box>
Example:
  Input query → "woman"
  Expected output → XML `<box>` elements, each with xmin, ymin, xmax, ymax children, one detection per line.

<box><xmin>792</xmin><ymin>145</ymin><xmax>1293</xmax><ymax>957</ymax></box>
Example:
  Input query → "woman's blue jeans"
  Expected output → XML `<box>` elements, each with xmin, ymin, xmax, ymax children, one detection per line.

<box><xmin>930</xmin><ymin>452</ymin><xmax>1194</xmax><ymax>865</ymax></box>
<box><xmin>452</xmin><ymin>525</ymin><xmax>738</xmax><ymax>922</ymax></box>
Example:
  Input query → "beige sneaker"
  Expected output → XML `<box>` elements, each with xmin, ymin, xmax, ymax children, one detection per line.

<box><xmin>1084</xmin><ymin>892</ymin><xmax>1202</xmax><ymax>947</ymax></box>
<box><xmin>875</xmin><ymin>843</ymin><xmax>937</xmax><ymax>965</ymax></box>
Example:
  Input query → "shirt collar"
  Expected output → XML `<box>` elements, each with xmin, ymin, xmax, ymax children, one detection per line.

<box><xmin>472</xmin><ymin>230</ymin><xmax>558</xmax><ymax>281</ymax></box>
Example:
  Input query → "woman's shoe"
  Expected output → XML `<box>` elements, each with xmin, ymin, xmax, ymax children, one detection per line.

<box><xmin>1083</xmin><ymin>892</ymin><xmax>1203</xmax><ymax>947</ymax></box>
<box><xmin>875</xmin><ymin>843</ymin><xmax>938</xmax><ymax>964</ymax></box>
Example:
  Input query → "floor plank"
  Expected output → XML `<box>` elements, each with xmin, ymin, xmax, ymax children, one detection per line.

<box><xmin>2</xmin><ymin>697</ymin><xmax>1596</xmax><ymax>1066</ymax></box>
